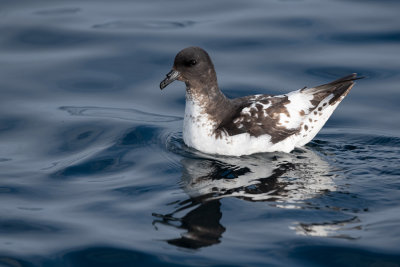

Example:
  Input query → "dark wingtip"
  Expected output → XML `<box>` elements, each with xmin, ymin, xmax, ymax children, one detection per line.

<box><xmin>350</xmin><ymin>73</ymin><xmax>366</xmax><ymax>81</ymax></box>
<box><xmin>354</xmin><ymin>76</ymin><xmax>366</xmax><ymax>81</ymax></box>
<box><xmin>328</xmin><ymin>73</ymin><xmax>365</xmax><ymax>86</ymax></box>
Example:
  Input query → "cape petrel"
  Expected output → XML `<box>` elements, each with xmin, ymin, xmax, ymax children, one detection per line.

<box><xmin>160</xmin><ymin>47</ymin><xmax>361</xmax><ymax>156</ymax></box>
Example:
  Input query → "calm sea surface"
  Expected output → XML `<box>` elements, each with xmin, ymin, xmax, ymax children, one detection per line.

<box><xmin>1</xmin><ymin>0</ymin><xmax>400</xmax><ymax>266</ymax></box>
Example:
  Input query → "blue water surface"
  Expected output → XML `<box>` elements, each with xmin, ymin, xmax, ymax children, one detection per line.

<box><xmin>1</xmin><ymin>0</ymin><xmax>400</xmax><ymax>266</ymax></box>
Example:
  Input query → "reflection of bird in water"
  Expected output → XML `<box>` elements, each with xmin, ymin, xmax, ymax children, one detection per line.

<box><xmin>181</xmin><ymin>148</ymin><xmax>335</xmax><ymax>203</ymax></box>
<box><xmin>153</xmin><ymin>147</ymin><xmax>335</xmax><ymax>249</ymax></box>
<box><xmin>153</xmin><ymin>199</ymin><xmax>225</xmax><ymax>249</ymax></box>
<box><xmin>290</xmin><ymin>216</ymin><xmax>361</xmax><ymax>240</ymax></box>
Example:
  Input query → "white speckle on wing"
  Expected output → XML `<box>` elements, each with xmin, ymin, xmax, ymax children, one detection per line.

<box><xmin>277</xmin><ymin>89</ymin><xmax>314</xmax><ymax>129</ymax></box>
<box><xmin>249</xmin><ymin>94</ymin><xmax>262</xmax><ymax>101</ymax></box>
<box><xmin>253</xmin><ymin>100</ymin><xmax>271</xmax><ymax>118</ymax></box>
<box><xmin>241</xmin><ymin>107</ymin><xmax>251</xmax><ymax>116</ymax></box>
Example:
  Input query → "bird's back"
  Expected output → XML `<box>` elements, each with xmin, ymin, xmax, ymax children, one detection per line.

<box><xmin>212</xmin><ymin>74</ymin><xmax>359</xmax><ymax>154</ymax></box>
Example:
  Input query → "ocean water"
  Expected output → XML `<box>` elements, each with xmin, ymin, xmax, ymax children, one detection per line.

<box><xmin>1</xmin><ymin>0</ymin><xmax>400</xmax><ymax>266</ymax></box>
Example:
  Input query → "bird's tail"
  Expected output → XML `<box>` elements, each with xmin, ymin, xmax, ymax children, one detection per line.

<box><xmin>303</xmin><ymin>73</ymin><xmax>363</xmax><ymax>105</ymax></box>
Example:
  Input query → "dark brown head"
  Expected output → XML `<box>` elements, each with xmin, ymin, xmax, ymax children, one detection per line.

<box><xmin>160</xmin><ymin>47</ymin><xmax>218</xmax><ymax>90</ymax></box>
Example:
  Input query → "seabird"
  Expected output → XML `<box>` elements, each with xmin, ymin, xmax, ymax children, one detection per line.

<box><xmin>160</xmin><ymin>47</ymin><xmax>361</xmax><ymax>156</ymax></box>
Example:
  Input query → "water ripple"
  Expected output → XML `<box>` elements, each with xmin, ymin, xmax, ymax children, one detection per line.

<box><xmin>6</xmin><ymin>27</ymin><xmax>99</xmax><ymax>49</ymax></box>
<box><xmin>34</xmin><ymin>7</ymin><xmax>81</xmax><ymax>16</ymax></box>
<box><xmin>58</xmin><ymin>72</ymin><xmax>123</xmax><ymax>93</ymax></box>
<box><xmin>320</xmin><ymin>31</ymin><xmax>400</xmax><ymax>44</ymax></box>
<box><xmin>93</xmin><ymin>20</ymin><xmax>197</xmax><ymax>30</ymax></box>
<box><xmin>60</xmin><ymin>106</ymin><xmax>181</xmax><ymax>123</ymax></box>
<box><xmin>305</xmin><ymin>66</ymin><xmax>398</xmax><ymax>81</ymax></box>
<box><xmin>0</xmin><ymin>219</ymin><xmax>64</xmax><ymax>235</ymax></box>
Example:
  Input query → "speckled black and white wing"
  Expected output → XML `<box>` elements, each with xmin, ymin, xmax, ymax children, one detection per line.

<box><xmin>216</xmin><ymin>94</ymin><xmax>300</xmax><ymax>144</ymax></box>
<box><xmin>217</xmin><ymin>74</ymin><xmax>358</xmax><ymax>145</ymax></box>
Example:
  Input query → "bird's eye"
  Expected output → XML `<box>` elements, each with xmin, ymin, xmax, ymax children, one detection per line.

<box><xmin>188</xmin><ymin>59</ymin><xmax>197</xmax><ymax>66</ymax></box>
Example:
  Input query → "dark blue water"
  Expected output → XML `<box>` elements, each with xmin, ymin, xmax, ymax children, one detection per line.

<box><xmin>1</xmin><ymin>0</ymin><xmax>400</xmax><ymax>266</ymax></box>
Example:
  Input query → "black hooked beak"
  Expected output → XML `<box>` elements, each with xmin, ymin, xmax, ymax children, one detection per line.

<box><xmin>160</xmin><ymin>69</ymin><xmax>180</xmax><ymax>90</ymax></box>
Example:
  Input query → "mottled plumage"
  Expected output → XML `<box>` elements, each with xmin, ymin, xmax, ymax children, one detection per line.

<box><xmin>160</xmin><ymin>47</ymin><xmax>361</xmax><ymax>156</ymax></box>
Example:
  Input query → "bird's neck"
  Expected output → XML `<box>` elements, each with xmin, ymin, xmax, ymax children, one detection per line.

<box><xmin>185</xmin><ymin>82</ymin><xmax>233</xmax><ymax>126</ymax></box>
